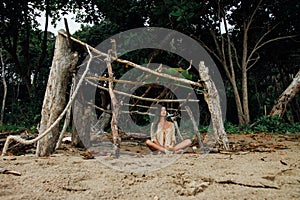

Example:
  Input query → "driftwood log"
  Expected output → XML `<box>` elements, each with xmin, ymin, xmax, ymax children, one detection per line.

<box><xmin>36</xmin><ymin>32</ymin><xmax>78</xmax><ymax>156</ymax></box>
<box><xmin>198</xmin><ymin>61</ymin><xmax>228</xmax><ymax>150</ymax></box>
<box><xmin>269</xmin><ymin>70</ymin><xmax>300</xmax><ymax>117</ymax></box>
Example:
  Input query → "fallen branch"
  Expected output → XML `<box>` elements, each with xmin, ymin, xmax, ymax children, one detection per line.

<box><xmin>0</xmin><ymin>167</ymin><xmax>22</xmax><ymax>176</ymax></box>
<box><xmin>86</xmin><ymin>79</ymin><xmax>200</xmax><ymax>103</ymax></box>
<box><xmin>61</xmin><ymin>186</ymin><xmax>88</xmax><ymax>192</ymax></box>
<box><xmin>217</xmin><ymin>179</ymin><xmax>280</xmax><ymax>189</ymax></box>
<box><xmin>269</xmin><ymin>69</ymin><xmax>300</xmax><ymax>117</ymax></box>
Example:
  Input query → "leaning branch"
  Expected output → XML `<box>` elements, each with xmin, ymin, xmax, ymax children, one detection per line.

<box><xmin>85</xmin><ymin>79</ymin><xmax>200</xmax><ymax>103</ymax></box>
<box><xmin>55</xmin><ymin>74</ymin><xmax>76</xmax><ymax>150</ymax></box>
<box><xmin>269</xmin><ymin>70</ymin><xmax>300</xmax><ymax>117</ymax></box>
<box><xmin>86</xmin><ymin>75</ymin><xmax>199</xmax><ymax>91</ymax></box>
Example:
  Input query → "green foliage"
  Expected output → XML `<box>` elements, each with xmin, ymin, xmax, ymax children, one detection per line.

<box><xmin>131</xmin><ymin>113</ymin><xmax>151</xmax><ymax>127</ymax></box>
<box><xmin>198</xmin><ymin>125</ymin><xmax>208</xmax><ymax>133</ymax></box>
<box><xmin>251</xmin><ymin>116</ymin><xmax>300</xmax><ymax>134</ymax></box>
<box><xmin>0</xmin><ymin>124</ymin><xmax>22</xmax><ymax>132</ymax></box>
<box><xmin>224</xmin><ymin>121</ymin><xmax>241</xmax><ymax>134</ymax></box>
<box><xmin>169</xmin><ymin>1</ymin><xmax>200</xmax><ymax>22</ymax></box>
<box><xmin>222</xmin><ymin>116</ymin><xmax>300</xmax><ymax>134</ymax></box>
<box><xmin>5</xmin><ymin>100</ymin><xmax>41</xmax><ymax>128</ymax></box>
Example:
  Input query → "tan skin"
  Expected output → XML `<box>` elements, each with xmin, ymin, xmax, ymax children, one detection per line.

<box><xmin>146</xmin><ymin>106</ymin><xmax>192</xmax><ymax>154</ymax></box>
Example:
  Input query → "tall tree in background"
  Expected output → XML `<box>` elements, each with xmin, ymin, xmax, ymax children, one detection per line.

<box><xmin>1</xmin><ymin>0</ymin><xmax>298</xmax><ymax>127</ymax></box>
<box><xmin>0</xmin><ymin>0</ymin><xmax>37</xmax><ymax>95</ymax></box>
<box><xmin>200</xmin><ymin>0</ymin><xmax>297</xmax><ymax>124</ymax></box>
<box><xmin>146</xmin><ymin>0</ymin><xmax>299</xmax><ymax>124</ymax></box>
<box><xmin>0</xmin><ymin>48</ymin><xmax>7</xmax><ymax>126</ymax></box>
<box><xmin>0</xmin><ymin>0</ymin><xmax>66</xmax><ymax>126</ymax></box>
<box><xmin>69</xmin><ymin>0</ymin><xmax>299</xmax><ymax>124</ymax></box>
<box><xmin>0</xmin><ymin>0</ymin><xmax>70</xmax><ymax>96</ymax></box>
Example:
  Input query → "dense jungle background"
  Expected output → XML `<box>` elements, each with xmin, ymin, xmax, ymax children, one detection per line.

<box><xmin>0</xmin><ymin>0</ymin><xmax>299</xmax><ymax>135</ymax></box>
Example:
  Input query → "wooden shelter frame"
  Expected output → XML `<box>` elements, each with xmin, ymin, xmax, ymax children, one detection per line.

<box><xmin>2</xmin><ymin>31</ymin><xmax>228</xmax><ymax>157</ymax></box>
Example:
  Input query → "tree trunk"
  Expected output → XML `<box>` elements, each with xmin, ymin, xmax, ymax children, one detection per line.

<box><xmin>36</xmin><ymin>32</ymin><xmax>78</xmax><ymax>156</ymax></box>
<box><xmin>198</xmin><ymin>61</ymin><xmax>228</xmax><ymax>150</ymax></box>
<box><xmin>231</xmin><ymin>78</ymin><xmax>246</xmax><ymax>124</ymax></box>
<box><xmin>241</xmin><ymin>68</ymin><xmax>250</xmax><ymax>124</ymax></box>
<box><xmin>34</xmin><ymin>0</ymin><xmax>50</xmax><ymax>86</ymax></box>
<box><xmin>0</xmin><ymin>48</ymin><xmax>7</xmax><ymax>126</ymax></box>
<box><xmin>241</xmin><ymin>22</ymin><xmax>250</xmax><ymax>124</ymax></box>
<box><xmin>269</xmin><ymin>70</ymin><xmax>300</xmax><ymax>117</ymax></box>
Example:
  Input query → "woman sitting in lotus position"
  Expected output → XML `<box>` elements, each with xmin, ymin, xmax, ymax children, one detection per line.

<box><xmin>146</xmin><ymin>105</ymin><xmax>192</xmax><ymax>154</ymax></box>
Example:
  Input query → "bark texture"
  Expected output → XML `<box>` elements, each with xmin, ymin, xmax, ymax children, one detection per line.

<box><xmin>71</xmin><ymin>100</ymin><xmax>92</xmax><ymax>148</ymax></box>
<box><xmin>269</xmin><ymin>70</ymin><xmax>300</xmax><ymax>117</ymax></box>
<box><xmin>106</xmin><ymin>51</ymin><xmax>121</xmax><ymax>158</ymax></box>
<box><xmin>36</xmin><ymin>32</ymin><xmax>78</xmax><ymax>156</ymax></box>
<box><xmin>198</xmin><ymin>61</ymin><xmax>228</xmax><ymax>150</ymax></box>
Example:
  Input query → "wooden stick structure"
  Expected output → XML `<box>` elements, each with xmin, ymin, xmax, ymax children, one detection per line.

<box><xmin>1</xmin><ymin>30</ymin><xmax>229</xmax><ymax>157</ymax></box>
<box><xmin>105</xmin><ymin>49</ymin><xmax>121</xmax><ymax>158</ymax></box>
<box><xmin>58</xmin><ymin>30</ymin><xmax>202</xmax><ymax>88</ymax></box>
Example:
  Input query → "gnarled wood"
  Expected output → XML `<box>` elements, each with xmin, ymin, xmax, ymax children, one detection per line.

<box><xmin>36</xmin><ymin>32</ymin><xmax>78</xmax><ymax>156</ymax></box>
<box><xmin>198</xmin><ymin>61</ymin><xmax>228</xmax><ymax>150</ymax></box>
<box><xmin>269</xmin><ymin>70</ymin><xmax>300</xmax><ymax>117</ymax></box>
<box><xmin>1</xmin><ymin>39</ymin><xmax>90</xmax><ymax>157</ymax></box>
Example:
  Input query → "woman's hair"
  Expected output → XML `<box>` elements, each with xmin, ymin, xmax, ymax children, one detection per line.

<box><xmin>152</xmin><ymin>104</ymin><xmax>172</xmax><ymax>124</ymax></box>
<box><xmin>152</xmin><ymin>104</ymin><xmax>162</xmax><ymax>124</ymax></box>
<box><xmin>151</xmin><ymin>104</ymin><xmax>175</xmax><ymax>134</ymax></box>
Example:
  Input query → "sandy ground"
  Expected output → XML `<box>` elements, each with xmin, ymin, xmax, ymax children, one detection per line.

<box><xmin>0</xmin><ymin>133</ymin><xmax>299</xmax><ymax>200</ymax></box>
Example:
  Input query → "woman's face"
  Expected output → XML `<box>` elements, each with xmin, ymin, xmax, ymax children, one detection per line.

<box><xmin>160</xmin><ymin>106</ymin><xmax>167</xmax><ymax>117</ymax></box>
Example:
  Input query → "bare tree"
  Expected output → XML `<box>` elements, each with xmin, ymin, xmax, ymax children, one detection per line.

<box><xmin>198</xmin><ymin>0</ymin><xmax>297</xmax><ymax>124</ymax></box>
